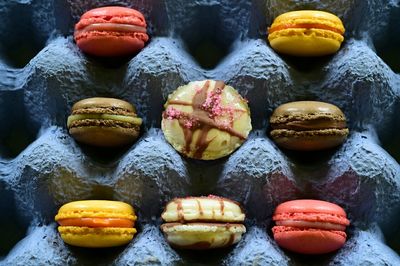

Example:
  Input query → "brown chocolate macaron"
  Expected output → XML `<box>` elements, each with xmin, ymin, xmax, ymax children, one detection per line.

<box><xmin>269</xmin><ymin>101</ymin><xmax>349</xmax><ymax>151</ymax></box>
<box><xmin>67</xmin><ymin>97</ymin><xmax>142</xmax><ymax>147</ymax></box>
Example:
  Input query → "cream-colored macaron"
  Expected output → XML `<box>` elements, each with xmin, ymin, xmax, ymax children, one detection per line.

<box><xmin>160</xmin><ymin>195</ymin><xmax>246</xmax><ymax>249</ymax></box>
<box><xmin>161</xmin><ymin>80</ymin><xmax>252</xmax><ymax>160</ymax></box>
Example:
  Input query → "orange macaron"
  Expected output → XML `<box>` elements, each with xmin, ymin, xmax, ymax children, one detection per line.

<box><xmin>74</xmin><ymin>6</ymin><xmax>149</xmax><ymax>57</ymax></box>
<box><xmin>272</xmin><ymin>199</ymin><xmax>350</xmax><ymax>254</ymax></box>
<box><xmin>55</xmin><ymin>200</ymin><xmax>137</xmax><ymax>248</ymax></box>
<box><xmin>268</xmin><ymin>10</ymin><xmax>345</xmax><ymax>56</ymax></box>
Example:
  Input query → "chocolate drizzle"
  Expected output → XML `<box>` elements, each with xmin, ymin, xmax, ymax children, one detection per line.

<box><xmin>219</xmin><ymin>198</ymin><xmax>225</xmax><ymax>216</ymax></box>
<box><xmin>227</xmin><ymin>232</ymin><xmax>235</xmax><ymax>246</ymax></box>
<box><xmin>175</xmin><ymin>199</ymin><xmax>184</xmax><ymax>223</ymax></box>
<box><xmin>196</xmin><ymin>199</ymin><xmax>204</xmax><ymax>216</ymax></box>
<box><xmin>165</xmin><ymin>80</ymin><xmax>247</xmax><ymax>159</ymax></box>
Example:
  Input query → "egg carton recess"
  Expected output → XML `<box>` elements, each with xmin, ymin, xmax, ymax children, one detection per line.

<box><xmin>0</xmin><ymin>0</ymin><xmax>400</xmax><ymax>265</ymax></box>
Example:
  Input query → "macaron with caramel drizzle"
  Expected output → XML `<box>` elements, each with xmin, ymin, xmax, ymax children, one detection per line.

<box><xmin>55</xmin><ymin>200</ymin><xmax>137</xmax><ymax>248</ymax></box>
<box><xmin>160</xmin><ymin>195</ymin><xmax>246</xmax><ymax>249</ymax></box>
<box><xmin>74</xmin><ymin>6</ymin><xmax>149</xmax><ymax>57</ymax></box>
<box><xmin>161</xmin><ymin>80</ymin><xmax>252</xmax><ymax>160</ymax></box>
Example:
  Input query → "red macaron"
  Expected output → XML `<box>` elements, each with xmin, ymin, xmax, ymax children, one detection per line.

<box><xmin>272</xmin><ymin>199</ymin><xmax>350</xmax><ymax>254</ymax></box>
<box><xmin>74</xmin><ymin>6</ymin><xmax>149</xmax><ymax>57</ymax></box>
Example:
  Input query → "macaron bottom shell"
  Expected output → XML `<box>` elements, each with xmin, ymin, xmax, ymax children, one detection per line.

<box><xmin>58</xmin><ymin>226</ymin><xmax>136</xmax><ymax>248</ymax></box>
<box><xmin>268</xmin><ymin>30</ymin><xmax>342</xmax><ymax>56</ymax></box>
<box><xmin>69</xmin><ymin>126</ymin><xmax>140</xmax><ymax>147</ymax></box>
<box><xmin>273</xmin><ymin>227</ymin><xmax>346</xmax><ymax>254</ymax></box>
<box><xmin>76</xmin><ymin>34</ymin><xmax>146</xmax><ymax>57</ymax></box>
<box><xmin>161</xmin><ymin>223</ymin><xmax>246</xmax><ymax>249</ymax></box>
<box><xmin>271</xmin><ymin>129</ymin><xmax>349</xmax><ymax>151</ymax></box>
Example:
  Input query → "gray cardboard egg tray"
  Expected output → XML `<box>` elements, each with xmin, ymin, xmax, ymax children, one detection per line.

<box><xmin>0</xmin><ymin>0</ymin><xmax>400</xmax><ymax>265</ymax></box>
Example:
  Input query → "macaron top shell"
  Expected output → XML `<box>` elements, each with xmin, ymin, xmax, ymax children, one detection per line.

<box><xmin>270</xmin><ymin>101</ymin><xmax>346</xmax><ymax>124</ymax></box>
<box><xmin>161</xmin><ymin>195</ymin><xmax>245</xmax><ymax>223</ymax></box>
<box><xmin>269</xmin><ymin>10</ymin><xmax>345</xmax><ymax>35</ymax></box>
<box><xmin>274</xmin><ymin>199</ymin><xmax>347</xmax><ymax>216</ymax></box>
<box><xmin>273</xmin><ymin>199</ymin><xmax>350</xmax><ymax>226</ymax></box>
<box><xmin>75</xmin><ymin>6</ymin><xmax>147</xmax><ymax>31</ymax></box>
<box><xmin>71</xmin><ymin>97</ymin><xmax>136</xmax><ymax>113</ymax></box>
<box><xmin>55</xmin><ymin>200</ymin><xmax>136</xmax><ymax>221</ymax></box>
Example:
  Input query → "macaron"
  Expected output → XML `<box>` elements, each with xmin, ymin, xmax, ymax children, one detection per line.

<box><xmin>269</xmin><ymin>101</ymin><xmax>349</xmax><ymax>151</ymax></box>
<box><xmin>161</xmin><ymin>80</ymin><xmax>252</xmax><ymax>160</ymax></box>
<box><xmin>74</xmin><ymin>6</ymin><xmax>149</xmax><ymax>57</ymax></box>
<box><xmin>268</xmin><ymin>10</ymin><xmax>345</xmax><ymax>56</ymax></box>
<box><xmin>160</xmin><ymin>195</ymin><xmax>246</xmax><ymax>249</ymax></box>
<box><xmin>272</xmin><ymin>199</ymin><xmax>350</xmax><ymax>254</ymax></box>
<box><xmin>67</xmin><ymin>97</ymin><xmax>142</xmax><ymax>147</ymax></box>
<box><xmin>55</xmin><ymin>200</ymin><xmax>137</xmax><ymax>248</ymax></box>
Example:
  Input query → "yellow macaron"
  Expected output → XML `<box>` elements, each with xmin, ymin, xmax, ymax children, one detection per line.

<box><xmin>160</xmin><ymin>195</ymin><xmax>246</xmax><ymax>249</ymax></box>
<box><xmin>268</xmin><ymin>10</ymin><xmax>345</xmax><ymax>56</ymax></box>
<box><xmin>55</xmin><ymin>200</ymin><xmax>137</xmax><ymax>248</ymax></box>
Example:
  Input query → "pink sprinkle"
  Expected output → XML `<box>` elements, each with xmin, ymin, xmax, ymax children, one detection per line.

<box><xmin>202</xmin><ymin>88</ymin><xmax>223</xmax><ymax>118</ymax></box>
<box><xmin>184</xmin><ymin>120</ymin><xmax>193</xmax><ymax>128</ymax></box>
<box><xmin>218</xmin><ymin>120</ymin><xmax>230</xmax><ymax>129</ymax></box>
<box><xmin>165</xmin><ymin>107</ymin><xmax>182</xmax><ymax>119</ymax></box>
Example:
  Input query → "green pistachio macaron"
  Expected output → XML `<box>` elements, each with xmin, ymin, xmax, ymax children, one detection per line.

<box><xmin>67</xmin><ymin>97</ymin><xmax>142</xmax><ymax>147</ymax></box>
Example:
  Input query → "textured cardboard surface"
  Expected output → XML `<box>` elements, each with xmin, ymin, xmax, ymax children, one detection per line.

<box><xmin>0</xmin><ymin>0</ymin><xmax>399</xmax><ymax>265</ymax></box>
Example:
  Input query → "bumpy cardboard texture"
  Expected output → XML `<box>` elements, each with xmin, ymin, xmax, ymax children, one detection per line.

<box><xmin>0</xmin><ymin>0</ymin><xmax>399</xmax><ymax>265</ymax></box>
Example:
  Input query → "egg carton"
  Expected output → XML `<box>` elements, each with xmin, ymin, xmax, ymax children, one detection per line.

<box><xmin>0</xmin><ymin>0</ymin><xmax>399</xmax><ymax>265</ymax></box>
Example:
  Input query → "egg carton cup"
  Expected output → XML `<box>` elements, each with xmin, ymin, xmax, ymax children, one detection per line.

<box><xmin>0</xmin><ymin>0</ymin><xmax>399</xmax><ymax>265</ymax></box>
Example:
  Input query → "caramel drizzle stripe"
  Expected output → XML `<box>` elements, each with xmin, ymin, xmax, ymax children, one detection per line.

<box><xmin>227</xmin><ymin>233</ymin><xmax>235</xmax><ymax>246</ymax></box>
<box><xmin>219</xmin><ymin>198</ymin><xmax>225</xmax><ymax>216</ymax></box>
<box><xmin>196</xmin><ymin>199</ymin><xmax>204</xmax><ymax>216</ymax></box>
<box><xmin>168</xmin><ymin>100</ymin><xmax>247</xmax><ymax>114</ymax></box>
<box><xmin>175</xmin><ymin>199</ymin><xmax>184</xmax><ymax>223</ymax></box>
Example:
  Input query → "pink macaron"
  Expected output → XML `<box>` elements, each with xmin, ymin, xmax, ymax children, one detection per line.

<box><xmin>272</xmin><ymin>199</ymin><xmax>350</xmax><ymax>254</ymax></box>
<box><xmin>74</xmin><ymin>6</ymin><xmax>149</xmax><ymax>57</ymax></box>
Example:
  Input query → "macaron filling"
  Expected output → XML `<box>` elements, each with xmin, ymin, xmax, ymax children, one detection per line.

<box><xmin>275</xmin><ymin>220</ymin><xmax>346</xmax><ymax>231</ymax></box>
<box><xmin>67</xmin><ymin>114</ymin><xmax>142</xmax><ymax>128</ymax></box>
<box><xmin>273</xmin><ymin>212</ymin><xmax>350</xmax><ymax>226</ymax></box>
<box><xmin>75</xmin><ymin>23</ymin><xmax>147</xmax><ymax>36</ymax></box>
<box><xmin>271</xmin><ymin>119</ymin><xmax>347</xmax><ymax>131</ymax></box>
<box><xmin>58</xmin><ymin>217</ymin><xmax>134</xmax><ymax>228</ymax></box>
<box><xmin>272</xmin><ymin>226</ymin><xmax>347</xmax><ymax>238</ymax></box>
<box><xmin>269</xmin><ymin>23</ymin><xmax>343</xmax><ymax>34</ymax></box>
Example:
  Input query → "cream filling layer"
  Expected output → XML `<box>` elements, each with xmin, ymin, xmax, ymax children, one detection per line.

<box><xmin>276</xmin><ymin>220</ymin><xmax>346</xmax><ymax>231</ymax></box>
<box><xmin>67</xmin><ymin>114</ymin><xmax>142</xmax><ymax>128</ymax></box>
<box><xmin>76</xmin><ymin>23</ymin><xmax>147</xmax><ymax>35</ymax></box>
